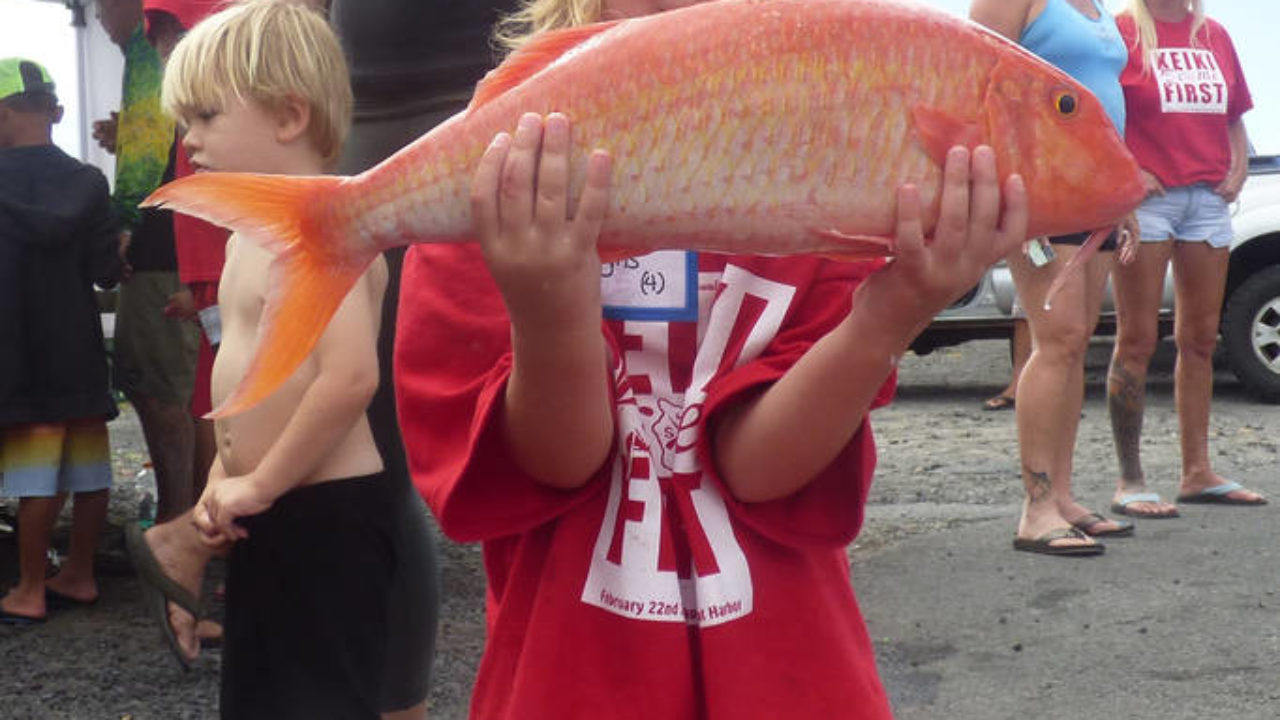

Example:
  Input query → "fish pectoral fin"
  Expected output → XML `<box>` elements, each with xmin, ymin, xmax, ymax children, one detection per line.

<box><xmin>469</xmin><ymin>20</ymin><xmax>624</xmax><ymax>111</ymax></box>
<box><xmin>207</xmin><ymin>246</ymin><xmax>375</xmax><ymax>419</ymax></box>
<box><xmin>911</xmin><ymin>105</ymin><xmax>984</xmax><ymax>166</ymax></box>
<box><xmin>808</xmin><ymin>228</ymin><xmax>897</xmax><ymax>261</ymax></box>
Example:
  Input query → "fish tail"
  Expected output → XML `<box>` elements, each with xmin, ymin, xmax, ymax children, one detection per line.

<box><xmin>144</xmin><ymin>172</ymin><xmax>379</xmax><ymax>418</ymax></box>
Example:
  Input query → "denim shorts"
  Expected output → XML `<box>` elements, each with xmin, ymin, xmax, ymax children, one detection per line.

<box><xmin>1135</xmin><ymin>184</ymin><xmax>1234</xmax><ymax>248</ymax></box>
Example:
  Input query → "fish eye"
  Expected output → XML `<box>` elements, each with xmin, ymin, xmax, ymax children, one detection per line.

<box><xmin>1054</xmin><ymin>91</ymin><xmax>1078</xmax><ymax>117</ymax></box>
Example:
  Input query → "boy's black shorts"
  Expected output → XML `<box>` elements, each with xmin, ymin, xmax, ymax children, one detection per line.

<box><xmin>221</xmin><ymin>473</ymin><xmax>395</xmax><ymax>720</ymax></box>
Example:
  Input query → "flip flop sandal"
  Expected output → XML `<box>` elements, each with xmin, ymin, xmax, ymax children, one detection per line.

<box><xmin>1110</xmin><ymin>492</ymin><xmax>1180</xmax><ymax>518</ymax></box>
<box><xmin>44</xmin><ymin>587</ymin><xmax>98</xmax><ymax>610</ymax></box>
<box><xmin>124</xmin><ymin>523</ymin><xmax>202</xmax><ymax>671</ymax></box>
<box><xmin>1013</xmin><ymin>527</ymin><xmax>1105</xmax><ymax>557</ymax></box>
<box><xmin>982</xmin><ymin>394</ymin><xmax>1015</xmax><ymax>411</ymax></box>
<box><xmin>1070</xmin><ymin>512</ymin><xmax>1134</xmax><ymax>537</ymax></box>
<box><xmin>1178</xmin><ymin>481</ymin><xmax>1269</xmax><ymax>505</ymax></box>
<box><xmin>0</xmin><ymin>607</ymin><xmax>46</xmax><ymax>625</ymax></box>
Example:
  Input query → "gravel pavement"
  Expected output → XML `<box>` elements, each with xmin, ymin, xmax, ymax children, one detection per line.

<box><xmin>1</xmin><ymin>337</ymin><xmax>1274</xmax><ymax>718</ymax></box>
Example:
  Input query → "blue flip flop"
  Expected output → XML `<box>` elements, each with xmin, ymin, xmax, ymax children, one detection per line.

<box><xmin>1178</xmin><ymin>481</ymin><xmax>1268</xmax><ymax>506</ymax></box>
<box><xmin>1111</xmin><ymin>492</ymin><xmax>1180</xmax><ymax>518</ymax></box>
<box><xmin>0</xmin><ymin>606</ymin><xmax>46</xmax><ymax>625</ymax></box>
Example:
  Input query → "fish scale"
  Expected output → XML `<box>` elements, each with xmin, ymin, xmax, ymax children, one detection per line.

<box><xmin>144</xmin><ymin>0</ymin><xmax>1145</xmax><ymax>416</ymax></box>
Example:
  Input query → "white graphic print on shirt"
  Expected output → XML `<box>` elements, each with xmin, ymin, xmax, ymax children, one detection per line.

<box><xmin>1153</xmin><ymin>48</ymin><xmax>1227</xmax><ymax>114</ymax></box>
<box><xmin>582</xmin><ymin>264</ymin><xmax>797</xmax><ymax>626</ymax></box>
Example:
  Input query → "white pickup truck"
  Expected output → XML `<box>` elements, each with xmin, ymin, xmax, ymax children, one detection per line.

<box><xmin>1219</xmin><ymin>154</ymin><xmax>1280</xmax><ymax>400</ymax></box>
<box><xmin>913</xmin><ymin>154</ymin><xmax>1280</xmax><ymax>402</ymax></box>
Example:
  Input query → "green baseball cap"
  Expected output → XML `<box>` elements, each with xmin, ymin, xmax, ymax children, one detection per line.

<box><xmin>0</xmin><ymin>58</ymin><xmax>56</xmax><ymax>102</ymax></box>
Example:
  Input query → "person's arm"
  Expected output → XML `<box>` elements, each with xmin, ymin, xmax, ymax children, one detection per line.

<box><xmin>1216</xmin><ymin>117</ymin><xmax>1249</xmax><ymax>202</ymax></box>
<box><xmin>86</xmin><ymin>174</ymin><xmax>124</xmax><ymax>289</ymax></box>
<box><xmin>969</xmin><ymin>0</ymin><xmax>1037</xmax><ymax>42</ymax></box>
<box><xmin>470</xmin><ymin>112</ymin><xmax>615</xmax><ymax>490</ymax></box>
<box><xmin>713</xmin><ymin>146</ymin><xmax>1027</xmax><ymax>502</ymax></box>
<box><xmin>192</xmin><ymin>265</ymin><xmax>384</xmax><ymax>541</ymax></box>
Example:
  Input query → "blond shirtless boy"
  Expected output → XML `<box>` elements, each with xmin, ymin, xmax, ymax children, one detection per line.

<box><xmin>152</xmin><ymin>3</ymin><xmax>401</xmax><ymax>717</ymax></box>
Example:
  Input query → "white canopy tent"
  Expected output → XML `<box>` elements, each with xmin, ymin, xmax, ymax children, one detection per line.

<box><xmin>6</xmin><ymin>0</ymin><xmax>123</xmax><ymax>177</ymax></box>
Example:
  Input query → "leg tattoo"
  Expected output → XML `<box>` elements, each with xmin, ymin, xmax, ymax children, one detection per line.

<box><xmin>1108</xmin><ymin>364</ymin><xmax>1145</xmax><ymax>483</ymax></box>
<box><xmin>1024</xmin><ymin>467</ymin><xmax>1053</xmax><ymax>505</ymax></box>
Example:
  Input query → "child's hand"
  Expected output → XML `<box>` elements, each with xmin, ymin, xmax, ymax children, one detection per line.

<box><xmin>192</xmin><ymin>474</ymin><xmax>274</xmax><ymax>545</ymax></box>
<box><xmin>866</xmin><ymin>145</ymin><xmax>1027</xmax><ymax>325</ymax></box>
<box><xmin>470</xmin><ymin>112</ymin><xmax>613</xmax><ymax>330</ymax></box>
<box><xmin>163</xmin><ymin>287</ymin><xmax>198</xmax><ymax>320</ymax></box>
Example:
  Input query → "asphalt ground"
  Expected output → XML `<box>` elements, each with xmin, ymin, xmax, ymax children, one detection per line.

<box><xmin>1</xmin><ymin>337</ymin><xmax>1276</xmax><ymax>718</ymax></box>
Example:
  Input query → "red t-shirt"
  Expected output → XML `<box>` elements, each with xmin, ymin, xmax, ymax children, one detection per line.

<box><xmin>395</xmin><ymin>244</ymin><xmax>896</xmax><ymax>719</ymax></box>
<box><xmin>1117</xmin><ymin>14</ymin><xmax>1252</xmax><ymax>188</ymax></box>
<box><xmin>172</xmin><ymin>140</ymin><xmax>228</xmax><ymax>284</ymax></box>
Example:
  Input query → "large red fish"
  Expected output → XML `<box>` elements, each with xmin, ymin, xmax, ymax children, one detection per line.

<box><xmin>145</xmin><ymin>0</ymin><xmax>1145</xmax><ymax>417</ymax></box>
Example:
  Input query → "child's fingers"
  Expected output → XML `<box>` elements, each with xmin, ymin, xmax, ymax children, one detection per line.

<box><xmin>192</xmin><ymin>501</ymin><xmax>218</xmax><ymax>539</ymax></box>
<box><xmin>470</xmin><ymin>132</ymin><xmax>512</xmax><ymax>243</ymax></box>
<box><xmin>498</xmin><ymin>113</ymin><xmax>544</xmax><ymax>236</ymax></box>
<box><xmin>534</xmin><ymin>114</ymin><xmax>572</xmax><ymax>238</ymax></box>
<box><xmin>967</xmin><ymin>146</ymin><xmax>1000</xmax><ymax>239</ymax></box>
<box><xmin>893</xmin><ymin>183</ymin><xmax>924</xmax><ymax>257</ymax></box>
<box><xmin>571</xmin><ymin>150</ymin><xmax>613</xmax><ymax>247</ymax></box>
<box><xmin>997</xmin><ymin>174</ymin><xmax>1029</xmax><ymax>249</ymax></box>
<box><xmin>935</xmin><ymin>146</ymin><xmax>972</xmax><ymax>242</ymax></box>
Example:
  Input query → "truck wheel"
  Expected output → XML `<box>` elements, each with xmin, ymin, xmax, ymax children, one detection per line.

<box><xmin>1222</xmin><ymin>266</ymin><xmax>1280</xmax><ymax>403</ymax></box>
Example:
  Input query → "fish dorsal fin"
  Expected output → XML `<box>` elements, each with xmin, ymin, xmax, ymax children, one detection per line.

<box><xmin>911</xmin><ymin>105</ymin><xmax>984</xmax><ymax>167</ymax></box>
<box><xmin>469</xmin><ymin>20</ymin><xmax>624</xmax><ymax>110</ymax></box>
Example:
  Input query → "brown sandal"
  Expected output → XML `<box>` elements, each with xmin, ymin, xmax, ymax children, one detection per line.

<box><xmin>1013</xmin><ymin>527</ymin><xmax>1104</xmax><ymax>557</ymax></box>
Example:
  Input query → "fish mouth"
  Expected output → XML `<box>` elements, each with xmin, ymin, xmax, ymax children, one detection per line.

<box><xmin>1099</xmin><ymin>177</ymin><xmax>1148</xmax><ymax>225</ymax></box>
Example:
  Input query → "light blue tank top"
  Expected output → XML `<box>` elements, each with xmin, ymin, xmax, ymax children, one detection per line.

<box><xmin>1019</xmin><ymin>0</ymin><xmax>1128</xmax><ymax>135</ymax></box>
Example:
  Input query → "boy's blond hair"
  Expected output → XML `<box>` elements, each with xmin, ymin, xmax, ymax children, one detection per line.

<box><xmin>162</xmin><ymin>0</ymin><xmax>352</xmax><ymax>167</ymax></box>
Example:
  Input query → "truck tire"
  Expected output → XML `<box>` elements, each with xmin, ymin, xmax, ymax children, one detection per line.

<box><xmin>1221</xmin><ymin>265</ymin><xmax>1280</xmax><ymax>403</ymax></box>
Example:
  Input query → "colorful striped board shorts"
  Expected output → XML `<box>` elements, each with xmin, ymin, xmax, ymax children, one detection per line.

<box><xmin>0</xmin><ymin>420</ymin><xmax>113</xmax><ymax>498</ymax></box>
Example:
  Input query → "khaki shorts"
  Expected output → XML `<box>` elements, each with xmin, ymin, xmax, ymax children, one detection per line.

<box><xmin>112</xmin><ymin>271</ymin><xmax>200</xmax><ymax>407</ymax></box>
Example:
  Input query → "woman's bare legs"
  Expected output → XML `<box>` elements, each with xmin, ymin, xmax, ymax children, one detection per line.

<box><xmin>1011</xmin><ymin>244</ymin><xmax>1122</xmax><ymax>549</ymax></box>
<box><xmin>1108</xmin><ymin>240</ymin><xmax>1181</xmax><ymax>516</ymax></box>
<box><xmin>1170</xmin><ymin>242</ymin><xmax>1265</xmax><ymax>501</ymax></box>
<box><xmin>985</xmin><ymin>318</ymin><xmax>1030</xmax><ymax>409</ymax></box>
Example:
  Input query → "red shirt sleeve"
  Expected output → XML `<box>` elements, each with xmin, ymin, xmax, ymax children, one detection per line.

<box><xmin>1214</xmin><ymin>21</ymin><xmax>1253</xmax><ymax>121</ymax></box>
<box><xmin>697</xmin><ymin>257</ymin><xmax>895</xmax><ymax>550</ymax></box>
<box><xmin>394</xmin><ymin>243</ymin><xmax>603</xmax><ymax>541</ymax></box>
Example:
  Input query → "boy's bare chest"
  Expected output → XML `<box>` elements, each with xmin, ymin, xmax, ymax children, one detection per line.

<box><xmin>221</xmin><ymin>238</ymin><xmax>272</xmax><ymax>329</ymax></box>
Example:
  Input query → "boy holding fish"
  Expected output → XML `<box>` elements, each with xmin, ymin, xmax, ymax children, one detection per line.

<box><xmin>150</xmin><ymin>2</ymin><xmax>426</xmax><ymax>717</ymax></box>
<box><xmin>391</xmin><ymin>0</ymin><xmax>1028</xmax><ymax>716</ymax></box>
